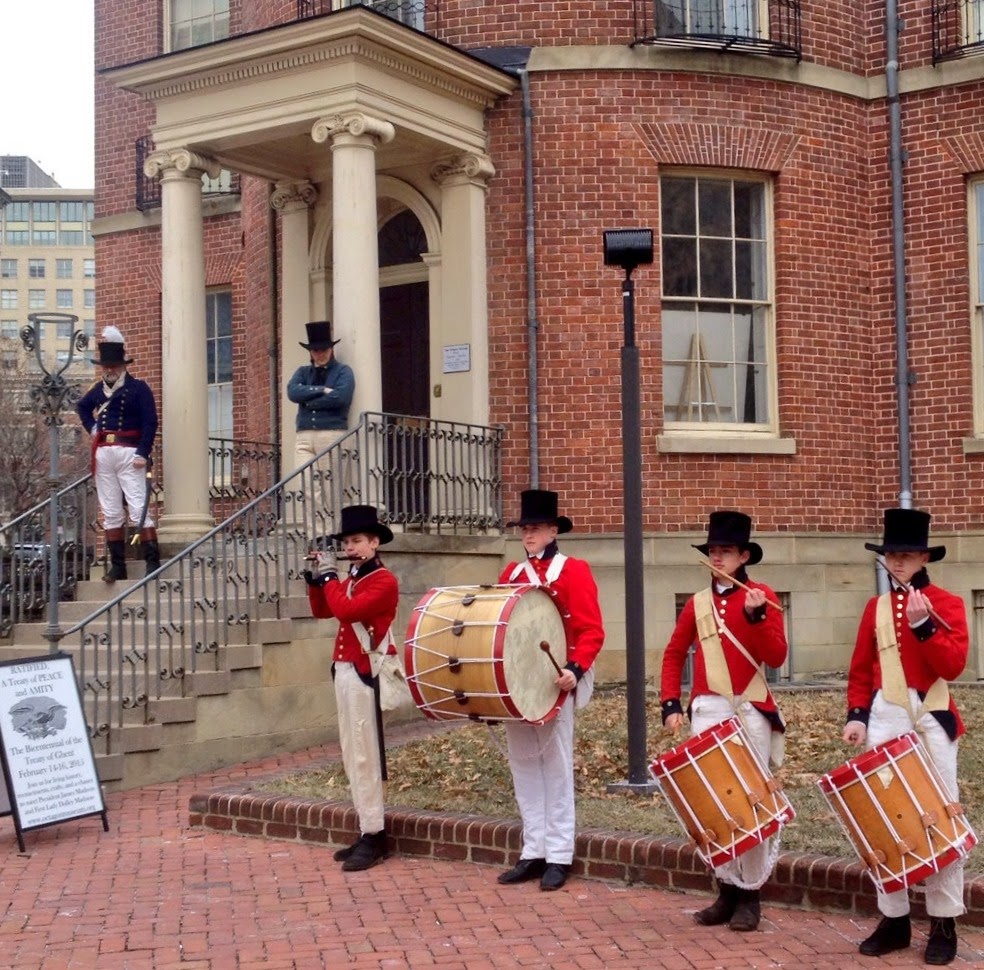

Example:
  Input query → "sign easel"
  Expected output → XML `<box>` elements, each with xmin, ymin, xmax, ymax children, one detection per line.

<box><xmin>0</xmin><ymin>652</ymin><xmax>108</xmax><ymax>852</ymax></box>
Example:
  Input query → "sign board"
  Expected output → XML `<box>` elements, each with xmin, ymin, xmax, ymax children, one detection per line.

<box><xmin>0</xmin><ymin>652</ymin><xmax>108</xmax><ymax>852</ymax></box>
<box><xmin>442</xmin><ymin>343</ymin><xmax>471</xmax><ymax>374</ymax></box>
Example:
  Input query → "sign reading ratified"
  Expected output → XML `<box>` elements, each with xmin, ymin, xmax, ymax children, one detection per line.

<box><xmin>442</xmin><ymin>343</ymin><xmax>471</xmax><ymax>374</ymax></box>
<box><xmin>0</xmin><ymin>652</ymin><xmax>108</xmax><ymax>852</ymax></box>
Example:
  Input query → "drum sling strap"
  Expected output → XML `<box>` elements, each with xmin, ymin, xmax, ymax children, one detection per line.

<box><xmin>875</xmin><ymin>592</ymin><xmax>950</xmax><ymax>728</ymax></box>
<box><xmin>694</xmin><ymin>588</ymin><xmax>785</xmax><ymax>767</ymax></box>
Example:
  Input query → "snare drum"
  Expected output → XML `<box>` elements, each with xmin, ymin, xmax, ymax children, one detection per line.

<box><xmin>818</xmin><ymin>732</ymin><xmax>977</xmax><ymax>894</ymax></box>
<box><xmin>404</xmin><ymin>584</ymin><xmax>569</xmax><ymax>723</ymax></box>
<box><xmin>650</xmin><ymin>717</ymin><xmax>795</xmax><ymax>869</ymax></box>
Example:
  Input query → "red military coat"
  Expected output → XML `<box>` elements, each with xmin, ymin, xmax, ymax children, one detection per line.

<box><xmin>498</xmin><ymin>550</ymin><xmax>605</xmax><ymax>674</ymax></box>
<box><xmin>307</xmin><ymin>559</ymin><xmax>399</xmax><ymax>677</ymax></box>
<box><xmin>660</xmin><ymin>580</ymin><xmax>788</xmax><ymax>726</ymax></box>
<box><xmin>847</xmin><ymin>579</ymin><xmax>968</xmax><ymax>738</ymax></box>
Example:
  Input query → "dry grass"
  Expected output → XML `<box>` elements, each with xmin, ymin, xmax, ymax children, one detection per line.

<box><xmin>261</xmin><ymin>683</ymin><xmax>984</xmax><ymax>872</ymax></box>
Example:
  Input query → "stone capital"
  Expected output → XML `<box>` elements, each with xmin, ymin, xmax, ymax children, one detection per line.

<box><xmin>144</xmin><ymin>148</ymin><xmax>221</xmax><ymax>181</ymax></box>
<box><xmin>430</xmin><ymin>153</ymin><xmax>496</xmax><ymax>186</ymax></box>
<box><xmin>271</xmin><ymin>180</ymin><xmax>319</xmax><ymax>212</ymax></box>
<box><xmin>311</xmin><ymin>112</ymin><xmax>396</xmax><ymax>147</ymax></box>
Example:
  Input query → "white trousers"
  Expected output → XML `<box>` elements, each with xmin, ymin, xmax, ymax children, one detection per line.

<box><xmin>334</xmin><ymin>662</ymin><xmax>384</xmax><ymax>835</ymax></box>
<box><xmin>691</xmin><ymin>694</ymin><xmax>779</xmax><ymax>890</ymax></box>
<box><xmin>865</xmin><ymin>690</ymin><xmax>965</xmax><ymax>918</ymax></box>
<box><xmin>504</xmin><ymin>696</ymin><xmax>576</xmax><ymax>864</ymax></box>
<box><xmin>294</xmin><ymin>429</ymin><xmax>346</xmax><ymax>535</ymax></box>
<box><xmin>95</xmin><ymin>446</ymin><xmax>154</xmax><ymax>530</ymax></box>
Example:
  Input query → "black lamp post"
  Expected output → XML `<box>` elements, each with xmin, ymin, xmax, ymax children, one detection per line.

<box><xmin>21</xmin><ymin>312</ymin><xmax>89</xmax><ymax>652</ymax></box>
<box><xmin>603</xmin><ymin>229</ymin><xmax>654</xmax><ymax>789</ymax></box>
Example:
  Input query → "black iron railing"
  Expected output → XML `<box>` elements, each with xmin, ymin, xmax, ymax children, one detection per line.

<box><xmin>297</xmin><ymin>0</ymin><xmax>426</xmax><ymax>31</ymax></box>
<box><xmin>933</xmin><ymin>0</ymin><xmax>984</xmax><ymax>63</ymax></box>
<box><xmin>633</xmin><ymin>0</ymin><xmax>802</xmax><ymax>60</ymax></box>
<box><xmin>135</xmin><ymin>136</ymin><xmax>242</xmax><ymax>212</ymax></box>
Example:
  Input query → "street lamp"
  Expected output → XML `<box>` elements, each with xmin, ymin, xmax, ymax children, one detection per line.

<box><xmin>603</xmin><ymin>229</ymin><xmax>654</xmax><ymax>790</ymax></box>
<box><xmin>21</xmin><ymin>312</ymin><xmax>89</xmax><ymax>651</ymax></box>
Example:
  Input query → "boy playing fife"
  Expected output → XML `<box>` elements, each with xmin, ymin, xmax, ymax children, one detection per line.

<box><xmin>844</xmin><ymin>508</ymin><xmax>969</xmax><ymax>965</ymax></box>
<box><xmin>661</xmin><ymin>511</ymin><xmax>788</xmax><ymax>932</ymax></box>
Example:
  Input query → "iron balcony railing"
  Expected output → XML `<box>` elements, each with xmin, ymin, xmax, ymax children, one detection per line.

<box><xmin>135</xmin><ymin>136</ymin><xmax>243</xmax><ymax>212</ymax></box>
<box><xmin>36</xmin><ymin>412</ymin><xmax>501</xmax><ymax>758</ymax></box>
<box><xmin>297</xmin><ymin>0</ymin><xmax>426</xmax><ymax>32</ymax></box>
<box><xmin>933</xmin><ymin>0</ymin><xmax>984</xmax><ymax>63</ymax></box>
<box><xmin>633</xmin><ymin>0</ymin><xmax>802</xmax><ymax>60</ymax></box>
<box><xmin>0</xmin><ymin>437</ymin><xmax>279</xmax><ymax>636</ymax></box>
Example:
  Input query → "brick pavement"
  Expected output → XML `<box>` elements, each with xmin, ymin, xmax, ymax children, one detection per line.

<box><xmin>2</xmin><ymin>740</ymin><xmax>984</xmax><ymax>969</ymax></box>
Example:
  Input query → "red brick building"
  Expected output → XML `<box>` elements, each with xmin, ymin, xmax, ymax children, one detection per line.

<box><xmin>92</xmin><ymin>0</ymin><xmax>984</xmax><ymax>677</ymax></box>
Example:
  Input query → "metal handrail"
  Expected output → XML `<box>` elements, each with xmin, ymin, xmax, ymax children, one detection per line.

<box><xmin>33</xmin><ymin>412</ymin><xmax>501</xmax><ymax>757</ymax></box>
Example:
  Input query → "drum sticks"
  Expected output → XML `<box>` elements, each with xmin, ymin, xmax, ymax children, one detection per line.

<box><xmin>539</xmin><ymin>641</ymin><xmax>564</xmax><ymax>675</ymax></box>
<box><xmin>696</xmin><ymin>556</ymin><xmax>784</xmax><ymax>612</ymax></box>
<box><xmin>874</xmin><ymin>555</ymin><xmax>953</xmax><ymax>632</ymax></box>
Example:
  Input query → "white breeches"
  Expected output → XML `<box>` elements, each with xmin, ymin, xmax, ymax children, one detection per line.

<box><xmin>334</xmin><ymin>662</ymin><xmax>384</xmax><ymax>835</ymax></box>
<box><xmin>95</xmin><ymin>446</ymin><xmax>154</xmax><ymax>530</ymax></box>
<box><xmin>690</xmin><ymin>694</ymin><xmax>780</xmax><ymax>890</ymax></box>
<box><xmin>504</xmin><ymin>696</ymin><xmax>576</xmax><ymax>864</ymax></box>
<box><xmin>294</xmin><ymin>429</ymin><xmax>347</xmax><ymax>534</ymax></box>
<box><xmin>865</xmin><ymin>690</ymin><xmax>965</xmax><ymax>918</ymax></box>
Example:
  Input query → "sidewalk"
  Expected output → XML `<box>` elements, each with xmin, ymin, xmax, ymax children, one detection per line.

<box><xmin>2</xmin><ymin>739</ymin><xmax>984</xmax><ymax>969</ymax></box>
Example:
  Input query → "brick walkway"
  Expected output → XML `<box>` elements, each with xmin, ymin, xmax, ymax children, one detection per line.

<box><xmin>2</xmin><ymin>740</ymin><xmax>984</xmax><ymax>969</ymax></box>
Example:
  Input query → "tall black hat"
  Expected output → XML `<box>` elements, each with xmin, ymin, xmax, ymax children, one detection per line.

<box><xmin>864</xmin><ymin>508</ymin><xmax>946</xmax><ymax>562</ymax></box>
<box><xmin>330</xmin><ymin>505</ymin><xmax>393</xmax><ymax>545</ymax></box>
<box><xmin>693</xmin><ymin>510</ymin><xmax>763</xmax><ymax>566</ymax></box>
<box><xmin>90</xmin><ymin>325</ymin><xmax>133</xmax><ymax>366</ymax></box>
<box><xmin>299</xmin><ymin>320</ymin><xmax>340</xmax><ymax>351</ymax></box>
<box><xmin>505</xmin><ymin>489</ymin><xmax>573</xmax><ymax>534</ymax></box>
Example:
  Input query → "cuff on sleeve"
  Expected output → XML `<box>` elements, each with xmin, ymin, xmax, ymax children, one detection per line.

<box><xmin>661</xmin><ymin>698</ymin><xmax>684</xmax><ymax>723</ymax></box>
<box><xmin>846</xmin><ymin>706</ymin><xmax>870</xmax><ymax>728</ymax></box>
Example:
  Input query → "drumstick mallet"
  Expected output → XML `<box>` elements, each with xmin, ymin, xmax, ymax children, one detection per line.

<box><xmin>696</xmin><ymin>555</ymin><xmax>784</xmax><ymax>612</ymax></box>
<box><xmin>874</xmin><ymin>555</ymin><xmax>953</xmax><ymax>632</ymax></box>
<box><xmin>539</xmin><ymin>641</ymin><xmax>564</xmax><ymax>675</ymax></box>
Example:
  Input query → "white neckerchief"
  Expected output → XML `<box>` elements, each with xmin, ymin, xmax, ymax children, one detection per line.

<box><xmin>102</xmin><ymin>371</ymin><xmax>126</xmax><ymax>398</ymax></box>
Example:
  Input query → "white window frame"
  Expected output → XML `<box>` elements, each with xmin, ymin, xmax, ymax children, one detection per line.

<box><xmin>659</xmin><ymin>169</ymin><xmax>778</xmax><ymax>438</ymax></box>
<box><xmin>964</xmin><ymin>0</ymin><xmax>984</xmax><ymax>46</ymax></box>
<box><xmin>970</xmin><ymin>178</ymin><xmax>984</xmax><ymax>437</ymax></box>
<box><xmin>0</xmin><ymin>290</ymin><xmax>17</xmax><ymax>310</ymax></box>
<box><xmin>658</xmin><ymin>0</ymin><xmax>768</xmax><ymax>39</ymax></box>
<box><xmin>206</xmin><ymin>287</ymin><xmax>234</xmax><ymax>444</ymax></box>
<box><xmin>0</xmin><ymin>259</ymin><xmax>16</xmax><ymax>279</ymax></box>
<box><xmin>165</xmin><ymin>0</ymin><xmax>230</xmax><ymax>53</ymax></box>
<box><xmin>56</xmin><ymin>258</ymin><xmax>73</xmax><ymax>279</ymax></box>
<box><xmin>28</xmin><ymin>289</ymin><xmax>45</xmax><ymax>310</ymax></box>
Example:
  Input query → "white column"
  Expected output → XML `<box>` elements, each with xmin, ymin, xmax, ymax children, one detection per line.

<box><xmin>271</xmin><ymin>180</ymin><xmax>318</xmax><ymax>466</ymax></box>
<box><xmin>144</xmin><ymin>148</ymin><xmax>220</xmax><ymax>546</ymax></box>
<box><xmin>312</xmin><ymin>112</ymin><xmax>395</xmax><ymax>419</ymax></box>
<box><xmin>431</xmin><ymin>153</ymin><xmax>495</xmax><ymax>425</ymax></box>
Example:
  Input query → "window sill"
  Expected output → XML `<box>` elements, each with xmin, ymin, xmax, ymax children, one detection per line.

<box><xmin>962</xmin><ymin>438</ymin><xmax>984</xmax><ymax>455</ymax></box>
<box><xmin>656</xmin><ymin>434</ymin><xmax>797</xmax><ymax>455</ymax></box>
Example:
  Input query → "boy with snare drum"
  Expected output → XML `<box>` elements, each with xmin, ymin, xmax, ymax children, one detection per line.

<box><xmin>843</xmin><ymin>508</ymin><xmax>969</xmax><ymax>965</ymax></box>
<box><xmin>660</xmin><ymin>510</ymin><xmax>788</xmax><ymax>932</ymax></box>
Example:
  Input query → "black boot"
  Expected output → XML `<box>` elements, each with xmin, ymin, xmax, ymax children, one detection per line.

<box><xmin>103</xmin><ymin>529</ymin><xmax>128</xmax><ymax>584</ymax></box>
<box><xmin>333</xmin><ymin>834</ymin><xmax>364</xmax><ymax>862</ymax></box>
<box><xmin>140</xmin><ymin>527</ymin><xmax>161</xmax><ymax>573</ymax></box>
<box><xmin>925</xmin><ymin>917</ymin><xmax>958</xmax><ymax>965</ymax></box>
<box><xmin>694</xmin><ymin>882</ymin><xmax>740</xmax><ymax>926</ymax></box>
<box><xmin>729</xmin><ymin>889</ymin><xmax>761</xmax><ymax>932</ymax></box>
<box><xmin>859</xmin><ymin>914</ymin><xmax>911</xmax><ymax>956</ymax></box>
<box><xmin>341</xmin><ymin>831</ymin><xmax>386</xmax><ymax>872</ymax></box>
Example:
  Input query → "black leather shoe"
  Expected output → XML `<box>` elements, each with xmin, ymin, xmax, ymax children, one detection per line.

<box><xmin>497</xmin><ymin>858</ymin><xmax>546</xmax><ymax>885</ymax></box>
<box><xmin>341</xmin><ymin>831</ymin><xmax>387</xmax><ymax>872</ymax></box>
<box><xmin>333</xmin><ymin>835</ymin><xmax>364</xmax><ymax>862</ymax></box>
<box><xmin>925</xmin><ymin>917</ymin><xmax>958</xmax><ymax>965</ymax></box>
<box><xmin>539</xmin><ymin>863</ymin><xmax>570</xmax><ymax>891</ymax></box>
<box><xmin>859</xmin><ymin>915</ymin><xmax>911</xmax><ymax>956</ymax></box>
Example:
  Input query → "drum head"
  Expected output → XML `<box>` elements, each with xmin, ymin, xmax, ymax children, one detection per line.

<box><xmin>501</xmin><ymin>587</ymin><xmax>567</xmax><ymax>722</ymax></box>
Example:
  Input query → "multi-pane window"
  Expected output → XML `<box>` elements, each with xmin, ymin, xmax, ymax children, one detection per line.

<box><xmin>59</xmin><ymin>230</ymin><xmax>85</xmax><ymax>245</ymax></box>
<box><xmin>83</xmin><ymin>320</ymin><xmax>96</xmax><ymax>340</ymax></box>
<box><xmin>28</xmin><ymin>258</ymin><xmax>45</xmax><ymax>278</ymax></box>
<box><xmin>972</xmin><ymin>179</ymin><xmax>984</xmax><ymax>432</ymax></box>
<box><xmin>4</xmin><ymin>231</ymin><xmax>28</xmax><ymax>245</ymax></box>
<box><xmin>56</xmin><ymin>320</ymin><xmax>74</xmax><ymax>338</ymax></box>
<box><xmin>56</xmin><ymin>291</ymin><xmax>73</xmax><ymax>310</ymax></box>
<box><xmin>1</xmin><ymin>290</ymin><xmax>18</xmax><ymax>309</ymax></box>
<box><xmin>656</xmin><ymin>0</ymin><xmax>764</xmax><ymax>38</ymax></box>
<box><xmin>6</xmin><ymin>202</ymin><xmax>29</xmax><ymax>221</ymax></box>
<box><xmin>29</xmin><ymin>289</ymin><xmax>45</xmax><ymax>309</ymax></box>
<box><xmin>1</xmin><ymin>321</ymin><xmax>18</xmax><ymax>338</ymax></box>
<box><xmin>33</xmin><ymin>230</ymin><xmax>56</xmax><ymax>245</ymax></box>
<box><xmin>206</xmin><ymin>289</ymin><xmax>233</xmax><ymax>440</ymax></box>
<box><xmin>59</xmin><ymin>201</ymin><xmax>86</xmax><ymax>221</ymax></box>
<box><xmin>57</xmin><ymin>259</ymin><xmax>73</xmax><ymax>279</ymax></box>
<box><xmin>0</xmin><ymin>259</ymin><xmax>16</xmax><ymax>278</ymax></box>
<box><xmin>660</xmin><ymin>172</ymin><xmax>773</xmax><ymax>429</ymax></box>
<box><xmin>168</xmin><ymin>0</ymin><xmax>230</xmax><ymax>51</ymax></box>
<box><xmin>32</xmin><ymin>202</ymin><xmax>57</xmax><ymax>221</ymax></box>
<box><xmin>83</xmin><ymin>258</ymin><xmax>95</xmax><ymax>278</ymax></box>
<box><xmin>83</xmin><ymin>289</ymin><xmax>95</xmax><ymax>309</ymax></box>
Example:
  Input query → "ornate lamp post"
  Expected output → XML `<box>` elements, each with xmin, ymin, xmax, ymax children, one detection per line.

<box><xmin>21</xmin><ymin>312</ymin><xmax>89</xmax><ymax>651</ymax></box>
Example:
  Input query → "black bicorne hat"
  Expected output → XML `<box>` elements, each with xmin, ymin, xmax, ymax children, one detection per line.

<box><xmin>693</xmin><ymin>510</ymin><xmax>763</xmax><ymax>566</ymax></box>
<box><xmin>330</xmin><ymin>505</ymin><xmax>393</xmax><ymax>545</ymax></box>
<box><xmin>90</xmin><ymin>325</ymin><xmax>133</xmax><ymax>366</ymax></box>
<box><xmin>505</xmin><ymin>489</ymin><xmax>573</xmax><ymax>534</ymax></box>
<box><xmin>864</xmin><ymin>508</ymin><xmax>946</xmax><ymax>563</ymax></box>
<box><xmin>299</xmin><ymin>320</ymin><xmax>340</xmax><ymax>351</ymax></box>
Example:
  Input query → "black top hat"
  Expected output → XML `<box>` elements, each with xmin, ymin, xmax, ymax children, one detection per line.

<box><xmin>864</xmin><ymin>508</ymin><xmax>946</xmax><ymax>562</ymax></box>
<box><xmin>90</xmin><ymin>325</ymin><xmax>133</xmax><ymax>366</ymax></box>
<box><xmin>506</xmin><ymin>489</ymin><xmax>573</xmax><ymax>534</ymax></box>
<box><xmin>330</xmin><ymin>505</ymin><xmax>393</xmax><ymax>545</ymax></box>
<box><xmin>299</xmin><ymin>321</ymin><xmax>340</xmax><ymax>351</ymax></box>
<box><xmin>693</xmin><ymin>510</ymin><xmax>763</xmax><ymax>566</ymax></box>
